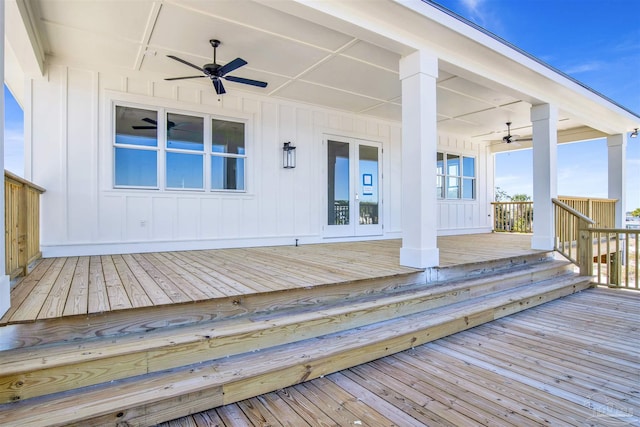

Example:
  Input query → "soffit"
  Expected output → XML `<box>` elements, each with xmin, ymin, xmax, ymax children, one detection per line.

<box><xmin>18</xmin><ymin>0</ymin><xmax>627</xmax><ymax>148</ymax></box>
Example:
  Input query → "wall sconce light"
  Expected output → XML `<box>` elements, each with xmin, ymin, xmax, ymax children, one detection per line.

<box><xmin>631</xmin><ymin>128</ymin><xmax>638</xmax><ymax>138</ymax></box>
<box><xmin>283</xmin><ymin>142</ymin><xmax>296</xmax><ymax>169</ymax></box>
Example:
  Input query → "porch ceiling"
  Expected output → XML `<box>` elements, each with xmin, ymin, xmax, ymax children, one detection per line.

<box><xmin>15</xmin><ymin>0</ymin><xmax>627</xmax><ymax>146</ymax></box>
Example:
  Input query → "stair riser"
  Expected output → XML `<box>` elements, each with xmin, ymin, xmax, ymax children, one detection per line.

<box><xmin>0</xmin><ymin>281</ymin><xmax>590</xmax><ymax>427</ymax></box>
<box><xmin>428</xmin><ymin>252</ymin><xmax>554</xmax><ymax>282</ymax></box>
<box><xmin>76</xmin><ymin>280</ymin><xmax>592</xmax><ymax>427</ymax></box>
<box><xmin>0</xmin><ymin>265</ymin><xmax>573</xmax><ymax>404</ymax></box>
<box><xmin>2</xmin><ymin>271</ymin><xmax>426</xmax><ymax>351</ymax></box>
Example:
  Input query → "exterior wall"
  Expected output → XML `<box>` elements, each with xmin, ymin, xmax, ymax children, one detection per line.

<box><xmin>436</xmin><ymin>134</ymin><xmax>493</xmax><ymax>235</ymax></box>
<box><xmin>27</xmin><ymin>64</ymin><xmax>491</xmax><ymax>257</ymax></box>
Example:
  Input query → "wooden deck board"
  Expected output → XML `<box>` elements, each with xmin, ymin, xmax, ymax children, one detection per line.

<box><xmin>1</xmin><ymin>234</ymin><xmax>539</xmax><ymax>325</ymax></box>
<box><xmin>165</xmin><ymin>287</ymin><xmax>639</xmax><ymax>426</ymax></box>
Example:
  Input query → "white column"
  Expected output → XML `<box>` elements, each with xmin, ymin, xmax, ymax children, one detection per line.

<box><xmin>607</xmin><ymin>134</ymin><xmax>626</xmax><ymax>228</ymax></box>
<box><xmin>399</xmin><ymin>50</ymin><xmax>439</xmax><ymax>268</ymax></box>
<box><xmin>530</xmin><ymin>103</ymin><xmax>558</xmax><ymax>250</ymax></box>
<box><xmin>0</xmin><ymin>0</ymin><xmax>10</xmax><ymax>317</ymax></box>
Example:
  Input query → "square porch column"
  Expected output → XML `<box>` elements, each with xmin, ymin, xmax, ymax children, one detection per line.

<box><xmin>0</xmin><ymin>1</ymin><xmax>10</xmax><ymax>317</ymax></box>
<box><xmin>399</xmin><ymin>50</ymin><xmax>439</xmax><ymax>268</ymax></box>
<box><xmin>607</xmin><ymin>134</ymin><xmax>626</xmax><ymax>228</ymax></box>
<box><xmin>531</xmin><ymin>103</ymin><xmax>558</xmax><ymax>250</ymax></box>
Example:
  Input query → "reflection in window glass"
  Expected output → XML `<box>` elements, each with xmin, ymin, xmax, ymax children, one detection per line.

<box><xmin>167</xmin><ymin>113</ymin><xmax>203</xmax><ymax>151</ymax></box>
<box><xmin>447</xmin><ymin>177</ymin><xmax>460</xmax><ymax>199</ymax></box>
<box><xmin>211</xmin><ymin>156</ymin><xmax>245</xmax><ymax>190</ymax></box>
<box><xmin>114</xmin><ymin>106</ymin><xmax>158</xmax><ymax>187</ymax></box>
<box><xmin>436</xmin><ymin>152</ymin><xmax>476</xmax><ymax>200</ymax></box>
<box><xmin>359</xmin><ymin>145</ymin><xmax>379</xmax><ymax>225</ymax></box>
<box><xmin>463</xmin><ymin>178</ymin><xmax>475</xmax><ymax>199</ymax></box>
<box><xmin>114</xmin><ymin>148</ymin><xmax>157</xmax><ymax>187</ymax></box>
<box><xmin>446</xmin><ymin>154</ymin><xmax>460</xmax><ymax>176</ymax></box>
<box><xmin>463</xmin><ymin>156</ymin><xmax>475</xmax><ymax>177</ymax></box>
<box><xmin>212</xmin><ymin>119</ymin><xmax>245</xmax><ymax>154</ymax></box>
<box><xmin>115</xmin><ymin>106</ymin><xmax>158</xmax><ymax>147</ymax></box>
<box><xmin>166</xmin><ymin>152</ymin><xmax>204</xmax><ymax>189</ymax></box>
<box><xmin>327</xmin><ymin>141</ymin><xmax>350</xmax><ymax>225</ymax></box>
<box><xmin>437</xmin><ymin>152</ymin><xmax>444</xmax><ymax>175</ymax></box>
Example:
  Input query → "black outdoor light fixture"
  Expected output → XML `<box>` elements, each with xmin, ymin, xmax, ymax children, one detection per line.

<box><xmin>631</xmin><ymin>128</ymin><xmax>638</xmax><ymax>138</ymax></box>
<box><xmin>283</xmin><ymin>142</ymin><xmax>296</xmax><ymax>169</ymax></box>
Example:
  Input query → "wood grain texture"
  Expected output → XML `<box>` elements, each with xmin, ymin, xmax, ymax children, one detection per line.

<box><xmin>2</xmin><ymin>235</ymin><xmax>540</xmax><ymax>325</ymax></box>
<box><xmin>163</xmin><ymin>287</ymin><xmax>640</xmax><ymax>427</ymax></box>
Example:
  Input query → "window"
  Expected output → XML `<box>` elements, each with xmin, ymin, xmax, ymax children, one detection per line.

<box><xmin>166</xmin><ymin>113</ymin><xmax>204</xmax><ymax>189</ymax></box>
<box><xmin>113</xmin><ymin>104</ymin><xmax>247</xmax><ymax>192</ymax></box>
<box><xmin>437</xmin><ymin>152</ymin><xmax>475</xmax><ymax>200</ymax></box>
<box><xmin>211</xmin><ymin>119</ymin><xmax>245</xmax><ymax>191</ymax></box>
<box><xmin>114</xmin><ymin>106</ymin><xmax>158</xmax><ymax>188</ymax></box>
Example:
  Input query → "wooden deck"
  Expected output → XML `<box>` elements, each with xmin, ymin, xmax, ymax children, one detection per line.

<box><xmin>1</xmin><ymin>233</ymin><xmax>539</xmax><ymax>325</ymax></box>
<box><xmin>162</xmin><ymin>286</ymin><xmax>640</xmax><ymax>426</ymax></box>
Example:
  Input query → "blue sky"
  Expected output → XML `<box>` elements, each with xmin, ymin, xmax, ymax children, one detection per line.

<box><xmin>433</xmin><ymin>0</ymin><xmax>640</xmax><ymax>211</ymax></box>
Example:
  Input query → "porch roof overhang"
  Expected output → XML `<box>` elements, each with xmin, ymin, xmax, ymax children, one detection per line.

<box><xmin>4</xmin><ymin>0</ymin><xmax>639</xmax><ymax>148</ymax></box>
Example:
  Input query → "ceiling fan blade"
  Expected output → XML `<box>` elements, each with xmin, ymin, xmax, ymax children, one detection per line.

<box><xmin>132</xmin><ymin>126</ymin><xmax>157</xmax><ymax>130</ymax></box>
<box><xmin>217</xmin><ymin>58</ymin><xmax>247</xmax><ymax>76</ymax></box>
<box><xmin>224</xmin><ymin>75</ymin><xmax>268</xmax><ymax>88</ymax></box>
<box><xmin>165</xmin><ymin>75</ymin><xmax>206</xmax><ymax>81</ymax></box>
<box><xmin>212</xmin><ymin>78</ymin><xmax>226</xmax><ymax>95</ymax></box>
<box><xmin>167</xmin><ymin>55</ymin><xmax>205</xmax><ymax>73</ymax></box>
<box><xmin>141</xmin><ymin>117</ymin><xmax>157</xmax><ymax>125</ymax></box>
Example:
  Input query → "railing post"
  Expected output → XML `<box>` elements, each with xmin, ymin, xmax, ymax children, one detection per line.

<box><xmin>577</xmin><ymin>218</ymin><xmax>593</xmax><ymax>276</ymax></box>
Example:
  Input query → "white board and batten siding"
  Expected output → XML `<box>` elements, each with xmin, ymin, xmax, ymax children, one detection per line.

<box><xmin>27</xmin><ymin>65</ymin><xmax>492</xmax><ymax>257</ymax></box>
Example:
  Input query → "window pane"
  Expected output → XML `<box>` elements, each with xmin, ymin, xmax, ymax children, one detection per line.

<box><xmin>437</xmin><ymin>152</ymin><xmax>444</xmax><ymax>175</ymax></box>
<box><xmin>115</xmin><ymin>106</ymin><xmax>158</xmax><ymax>147</ymax></box>
<box><xmin>359</xmin><ymin>145</ymin><xmax>378</xmax><ymax>225</ymax></box>
<box><xmin>114</xmin><ymin>147</ymin><xmax>157</xmax><ymax>187</ymax></box>
<box><xmin>167</xmin><ymin>113</ymin><xmax>203</xmax><ymax>151</ymax></box>
<box><xmin>212</xmin><ymin>119</ymin><xmax>245</xmax><ymax>154</ymax></box>
<box><xmin>463</xmin><ymin>178</ymin><xmax>475</xmax><ymax>199</ymax></box>
<box><xmin>463</xmin><ymin>156</ymin><xmax>475</xmax><ymax>177</ymax></box>
<box><xmin>436</xmin><ymin>175</ymin><xmax>444</xmax><ymax>199</ymax></box>
<box><xmin>447</xmin><ymin>176</ymin><xmax>460</xmax><ymax>199</ymax></box>
<box><xmin>166</xmin><ymin>152</ymin><xmax>204</xmax><ymax>189</ymax></box>
<box><xmin>211</xmin><ymin>156</ymin><xmax>245</xmax><ymax>190</ymax></box>
<box><xmin>327</xmin><ymin>141</ymin><xmax>350</xmax><ymax>225</ymax></box>
<box><xmin>446</xmin><ymin>154</ymin><xmax>460</xmax><ymax>176</ymax></box>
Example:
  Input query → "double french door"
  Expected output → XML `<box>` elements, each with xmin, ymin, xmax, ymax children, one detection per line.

<box><xmin>325</xmin><ymin>137</ymin><xmax>382</xmax><ymax>237</ymax></box>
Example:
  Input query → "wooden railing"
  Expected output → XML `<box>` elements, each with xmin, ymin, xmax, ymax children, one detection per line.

<box><xmin>590</xmin><ymin>228</ymin><xmax>639</xmax><ymax>290</ymax></box>
<box><xmin>553</xmin><ymin>198</ymin><xmax>595</xmax><ymax>275</ymax></box>
<box><xmin>556</xmin><ymin>196</ymin><xmax>617</xmax><ymax>229</ymax></box>
<box><xmin>553</xmin><ymin>198</ymin><xmax>639</xmax><ymax>290</ymax></box>
<box><xmin>493</xmin><ymin>196</ymin><xmax>616</xmax><ymax>233</ymax></box>
<box><xmin>5</xmin><ymin>171</ymin><xmax>45</xmax><ymax>279</ymax></box>
<box><xmin>492</xmin><ymin>201</ymin><xmax>533</xmax><ymax>233</ymax></box>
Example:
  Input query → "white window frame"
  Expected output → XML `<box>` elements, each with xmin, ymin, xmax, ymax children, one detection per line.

<box><xmin>437</xmin><ymin>151</ymin><xmax>476</xmax><ymax>200</ymax></box>
<box><xmin>111</xmin><ymin>100</ymin><xmax>248</xmax><ymax>193</ymax></box>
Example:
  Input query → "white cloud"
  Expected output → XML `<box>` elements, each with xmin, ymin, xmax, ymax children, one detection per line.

<box><xmin>564</xmin><ymin>61</ymin><xmax>603</xmax><ymax>75</ymax></box>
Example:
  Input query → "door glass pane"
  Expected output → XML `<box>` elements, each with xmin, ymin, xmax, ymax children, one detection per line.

<box><xmin>328</xmin><ymin>141</ymin><xmax>350</xmax><ymax>225</ymax></box>
<box><xmin>359</xmin><ymin>145</ymin><xmax>378</xmax><ymax>225</ymax></box>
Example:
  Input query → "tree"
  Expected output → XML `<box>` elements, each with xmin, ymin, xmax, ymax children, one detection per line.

<box><xmin>495</xmin><ymin>187</ymin><xmax>510</xmax><ymax>202</ymax></box>
<box><xmin>511</xmin><ymin>193</ymin><xmax>532</xmax><ymax>202</ymax></box>
<box><xmin>631</xmin><ymin>208</ymin><xmax>640</xmax><ymax>218</ymax></box>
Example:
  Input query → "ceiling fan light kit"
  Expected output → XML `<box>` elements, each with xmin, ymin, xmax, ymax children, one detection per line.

<box><xmin>165</xmin><ymin>39</ymin><xmax>268</xmax><ymax>95</ymax></box>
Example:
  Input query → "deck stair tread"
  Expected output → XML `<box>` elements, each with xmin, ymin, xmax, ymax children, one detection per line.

<box><xmin>0</xmin><ymin>259</ymin><xmax>571</xmax><ymax>375</ymax></box>
<box><xmin>0</xmin><ymin>269</ymin><xmax>592</xmax><ymax>427</ymax></box>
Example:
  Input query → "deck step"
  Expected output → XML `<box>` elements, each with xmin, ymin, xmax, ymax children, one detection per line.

<box><xmin>0</xmin><ymin>259</ymin><xmax>572</xmax><ymax>404</ymax></box>
<box><xmin>0</xmin><ymin>270</ymin><xmax>592</xmax><ymax>427</ymax></box>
